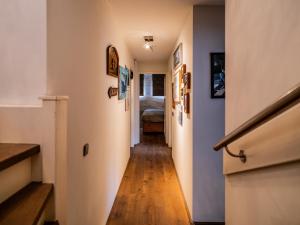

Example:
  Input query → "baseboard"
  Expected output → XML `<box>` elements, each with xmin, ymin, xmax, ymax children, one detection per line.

<box><xmin>170</xmin><ymin>160</ymin><xmax>193</xmax><ymax>225</ymax></box>
<box><xmin>194</xmin><ymin>222</ymin><xmax>225</xmax><ymax>225</ymax></box>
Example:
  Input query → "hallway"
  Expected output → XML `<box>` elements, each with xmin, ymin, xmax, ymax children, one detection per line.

<box><xmin>106</xmin><ymin>134</ymin><xmax>190</xmax><ymax>225</ymax></box>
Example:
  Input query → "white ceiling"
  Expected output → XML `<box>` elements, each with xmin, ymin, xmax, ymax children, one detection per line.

<box><xmin>109</xmin><ymin>0</ymin><xmax>224</xmax><ymax>63</ymax></box>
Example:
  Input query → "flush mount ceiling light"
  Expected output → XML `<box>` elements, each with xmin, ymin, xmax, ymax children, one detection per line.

<box><xmin>144</xmin><ymin>36</ymin><xmax>154</xmax><ymax>51</ymax></box>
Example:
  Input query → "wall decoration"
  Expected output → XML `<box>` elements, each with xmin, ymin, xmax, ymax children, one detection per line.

<box><xmin>173</xmin><ymin>43</ymin><xmax>183</xmax><ymax>70</ymax></box>
<box><xmin>184</xmin><ymin>93</ymin><xmax>190</xmax><ymax>114</ymax></box>
<box><xmin>183</xmin><ymin>72</ymin><xmax>191</xmax><ymax>91</ymax></box>
<box><xmin>106</xmin><ymin>45</ymin><xmax>119</xmax><ymax>77</ymax></box>
<box><xmin>177</xmin><ymin>104</ymin><xmax>183</xmax><ymax>126</ymax></box>
<box><xmin>125</xmin><ymin>66</ymin><xmax>130</xmax><ymax>86</ymax></box>
<box><xmin>108</xmin><ymin>87</ymin><xmax>118</xmax><ymax>98</ymax></box>
<box><xmin>173</xmin><ymin>70</ymin><xmax>180</xmax><ymax>102</ymax></box>
<box><xmin>210</xmin><ymin>52</ymin><xmax>225</xmax><ymax>98</ymax></box>
<box><xmin>118</xmin><ymin>66</ymin><xmax>129</xmax><ymax>100</ymax></box>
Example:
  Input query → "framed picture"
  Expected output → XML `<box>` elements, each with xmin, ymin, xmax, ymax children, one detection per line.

<box><xmin>119</xmin><ymin>66</ymin><xmax>129</xmax><ymax>100</ymax></box>
<box><xmin>184</xmin><ymin>93</ymin><xmax>190</xmax><ymax>114</ymax></box>
<box><xmin>173</xmin><ymin>71</ymin><xmax>180</xmax><ymax>102</ymax></box>
<box><xmin>106</xmin><ymin>45</ymin><xmax>119</xmax><ymax>77</ymax></box>
<box><xmin>173</xmin><ymin>43</ymin><xmax>183</xmax><ymax>70</ymax></box>
<box><xmin>183</xmin><ymin>72</ymin><xmax>191</xmax><ymax>90</ymax></box>
<box><xmin>210</xmin><ymin>52</ymin><xmax>225</xmax><ymax>98</ymax></box>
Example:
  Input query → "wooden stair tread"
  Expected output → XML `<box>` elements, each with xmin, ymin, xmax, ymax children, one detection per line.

<box><xmin>0</xmin><ymin>182</ymin><xmax>53</xmax><ymax>225</ymax></box>
<box><xmin>0</xmin><ymin>143</ymin><xmax>40</xmax><ymax>171</ymax></box>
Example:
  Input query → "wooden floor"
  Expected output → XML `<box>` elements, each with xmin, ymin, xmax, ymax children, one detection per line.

<box><xmin>106</xmin><ymin>133</ymin><xmax>190</xmax><ymax>225</ymax></box>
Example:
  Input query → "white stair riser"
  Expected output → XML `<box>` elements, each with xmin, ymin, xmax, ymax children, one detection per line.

<box><xmin>0</xmin><ymin>158</ymin><xmax>31</xmax><ymax>203</ymax></box>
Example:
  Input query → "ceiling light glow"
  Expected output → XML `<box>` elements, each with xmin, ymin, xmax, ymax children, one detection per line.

<box><xmin>144</xmin><ymin>42</ymin><xmax>151</xmax><ymax>49</ymax></box>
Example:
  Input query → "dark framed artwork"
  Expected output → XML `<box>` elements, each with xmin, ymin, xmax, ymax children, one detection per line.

<box><xmin>106</xmin><ymin>45</ymin><xmax>119</xmax><ymax>77</ymax></box>
<box><xmin>210</xmin><ymin>52</ymin><xmax>225</xmax><ymax>98</ymax></box>
<box><xmin>173</xmin><ymin>43</ymin><xmax>183</xmax><ymax>70</ymax></box>
<box><xmin>183</xmin><ymin>72</ymin><xmax>191</xmax><ymax>90</ymax></box>
<box><xmin>118</xmin><ymin>66</ymin><xmax>129</xmax><ymax>100</ymax></box>
<box><xmin>184</xmin><ymin>93</ymin><xmax>190</xmax><ymax>114</ymax></box>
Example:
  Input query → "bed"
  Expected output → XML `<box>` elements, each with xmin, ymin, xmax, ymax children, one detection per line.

<box><xmin>142</xmin><ymin>109</ymin><xmax>164</xmax><ymax>133</ymax></box>
<box><xmin>140</xmin><ymin>96</ymin><xmax>165</xmax><ymax>133</ymax></box>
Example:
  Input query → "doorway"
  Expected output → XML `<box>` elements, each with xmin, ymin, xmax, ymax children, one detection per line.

<box><xmin>139</xmin><ymin>74</ymin><xmax>165</xmax><ymax>141</ymax></box>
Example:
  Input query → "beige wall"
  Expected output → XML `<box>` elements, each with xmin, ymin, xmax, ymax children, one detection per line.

<box><xmin>139</xmin><ymin>61</ymin><xmax>168</xmax><ymax>74</ymax></box>
<box><xmin>225</xmin><ymin>0</ymin><xmax>300</xmax><ymax>224</ymax></box>
<box><xmin>47</xmin><ymin>0</ymin><xmax>133</xmax><ymax>224</ymax></box>
<box><xmin>0</xmin><ymin>0</ymin><xmax>47</xmax><ymax>105</ymax></box>
<box><xmin>168</xmin><ymin>8</ymin><xmax>194</xmax><ymax>218</ymax></box>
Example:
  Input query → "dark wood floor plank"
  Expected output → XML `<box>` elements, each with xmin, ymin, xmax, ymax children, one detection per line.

<box><xmin>106</xmin><ymin>134</ymin><xmax>190</xmax><ymax>225</ymax></box>
<box><xmin>0</xmin><ymin>143</ymin><xmax>40</xmax><ymax>171</ymax></box>
<box><xmin>0</xmin><ymin>182</ymin><xmax>53</xmax><ymax>225</ymax></box>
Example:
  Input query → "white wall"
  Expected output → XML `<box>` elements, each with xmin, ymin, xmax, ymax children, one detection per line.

<box><xmin>0</xmin><ymin>0</ymin><xmax>47</xmax><ymax>105</ymax></box>
<box><xmin>193</xmin><ymin>6</ymin><xmax>225</xmax><ymax>222</ymax></box>
<box><xmin>168</xmin><ymin>8</ymin><xmax>194</xmax><ymax>219</ymax></box>
<box><xmin>47</xmin><ymin>0</ymin><xmax>133</xmax><ymax>224</ymax></box>
<box><xmin>225</xmin><ymin>0</ymin><xmax>300</xmax><ymax>224</ymax></box>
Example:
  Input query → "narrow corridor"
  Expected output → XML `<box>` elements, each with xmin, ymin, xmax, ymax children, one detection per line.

<box><xmin>106</xmin><ymin>134</ymin><xmax>190</xmax><ymax>225</ymax></box>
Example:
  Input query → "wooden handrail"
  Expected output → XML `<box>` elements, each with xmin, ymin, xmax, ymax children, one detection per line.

<box><xmin>214</xmin><ymin>83</ymin><xmax>300</xmax><ymax>152</ymax></box>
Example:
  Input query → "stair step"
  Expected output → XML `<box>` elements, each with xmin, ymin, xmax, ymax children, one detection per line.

<box><xmin>0</xmin><ymin>182</ymin><xmax>53</xmax><ymax>225</ymax></box>
<box><xmin>0</xmin><ymin>143</ymin><xmax>40</xmax><ymax>171</ymax></box>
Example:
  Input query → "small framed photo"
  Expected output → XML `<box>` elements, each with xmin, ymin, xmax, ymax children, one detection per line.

<box><xmin>184</xmin><ymin>93</ymin><xmax>190</xmax><ymax>114</ymax></box>
<box><xmin>183</xmin><ymin>72</ymin><xmax>191</xmax><ymax>90</ymax></box>
<box><xmin>173</xmin><ymin>43</ymin><xmax>183</xmax><ymax>70</ymax></box>
<box><xmin>211</xmin><ymin>52</ymin><xmax>225</xmax><ymax>98</ymax></box>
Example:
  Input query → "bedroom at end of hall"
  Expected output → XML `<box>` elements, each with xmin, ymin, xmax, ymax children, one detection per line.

<box><xmin>139</xmin><ymin>74</ymin><xmax>166</xmax><ymax>139</ymax></box>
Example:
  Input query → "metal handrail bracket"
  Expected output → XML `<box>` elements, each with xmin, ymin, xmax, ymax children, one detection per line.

<box><xmin>214</xmin><ymin>83</ymin><xmax>300</xmax><ymax>163</ymax></box>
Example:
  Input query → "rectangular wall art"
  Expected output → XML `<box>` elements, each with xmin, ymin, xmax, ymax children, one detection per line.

<box><xmin>106</xmin><ymin>45</ymin><xmax>119</xmax><ymax>78</ymax></box>
<box><xmin>210</xmin><ymin>52</ymin><xmax>225</xmax><ymax>98</ymax></box>
<box><xmin>173</xmin><ymin>43</ymin><xmax>183</xmax><ymax>70</ymax></box>
<box><xmin>119</xmin><ymin>66</ymin><xmax>129</xmax><ymax>100</ymax></box>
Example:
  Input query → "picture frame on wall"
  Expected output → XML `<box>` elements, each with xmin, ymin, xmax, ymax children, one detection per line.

<box><xmin>184</xmin><ymin>93</ymin><xmax>190</xmax><ymax>114</ymax></box>
<box><xmin>210</xmin><ymin>52</ymin><xmax>225</xmax><ymax>98</ymax></box>
<box><xmin>173</xmin><ymin>43</ymin><xmax>183</xmax><ymax>70</ymax></box>
<box><xmin>106</xmin><ymin>45</ymin><xmax>119</xmax><ymax>78</ymax></box>
<box><xmin>118</xmin><ymin>66</ymin><xmax>129</xmax><ymax>100</ymax></box>
<box><xmin>183</xmin><ymin>72</ymin><xmax>191</xmax><ymax>90</ymax></box>
<box><xmin>173</xmin><ymin>71</ymin><xmax>180</xmax><ymax>103</ymax></box>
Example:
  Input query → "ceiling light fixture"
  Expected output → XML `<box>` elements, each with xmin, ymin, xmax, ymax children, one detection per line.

<box><xmin>144</xmin><ymin>36</ymin><xmax>154</xmax><ymax>51</ymax></box>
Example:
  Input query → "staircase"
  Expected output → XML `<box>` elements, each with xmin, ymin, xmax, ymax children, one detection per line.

<box><xmin>0</xmin><ymin>143</ymin><xmax>58</xmax><ymax>225</ymax></box>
